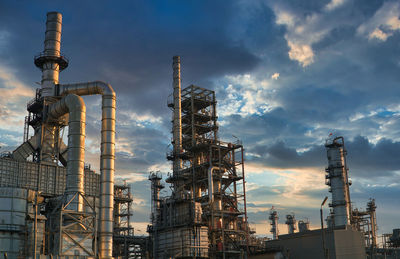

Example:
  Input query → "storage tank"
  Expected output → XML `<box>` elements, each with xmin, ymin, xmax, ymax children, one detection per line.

<box><xmin>0</xmin><ymin>187</ymin><xmax>28</xmax><ymax>259</ymax></box>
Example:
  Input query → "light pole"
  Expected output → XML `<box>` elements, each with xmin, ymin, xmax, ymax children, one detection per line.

<box><xmin>320</xmin><ymin>196</ymin><xmax>328</xmax><ymax>259</ymax></box>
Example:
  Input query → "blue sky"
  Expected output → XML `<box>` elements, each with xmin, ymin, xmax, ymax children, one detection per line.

<box><xmin>1</xmin><ymin>0</ymin><xmax>400</xmax><ymax>238</ymax></box>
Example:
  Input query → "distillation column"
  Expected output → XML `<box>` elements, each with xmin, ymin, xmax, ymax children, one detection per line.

<box><xmin>367</xmin><ymin>199</ymin><xmax>378</xmax><ymax>248</ymax></box>
<box><xmin>325</xmin><ymin>136</ymin><xmax>352</xmax><ymax>228</ymax></box>
<box><xmin>149</xmin><ymin>172</ymin><xmax>164</xmax><ymax>225</ymax></box>
<box><xmin>269</xmin><ymin>209</ymin><xmax>279</xmax><ymax>240</ymax></box>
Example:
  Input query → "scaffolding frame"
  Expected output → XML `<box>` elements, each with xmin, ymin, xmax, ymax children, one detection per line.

<box><xmin>160</xmin><ymin>85</ymin><xmax>249</xmax><ymax>258</ymax></box>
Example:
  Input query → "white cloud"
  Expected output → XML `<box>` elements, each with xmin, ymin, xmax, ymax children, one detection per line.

<box><xmin>324</xmin><ymin>0</ymin><xmax>347</xmax><ymax>12</ymax></box>
<box><xmin>357</xmin><ymin>1</ymin><xmax>400</xmax><ymax>41</ymax></box>
<box><xmin>287</xmin><ymin>41</ymin><xmax>314</xmax><ymax>67</ymax></box>
<box><xmin>271</xmin><ymin>72</ymin><xmax>280</xmax><ymax>80</ymax></box>
<box><xmin>271</xmin><ymin>5</ymin><xmax>331</xmax><ymax>67</ymax></box>
<box><xmin>0</xmin><ymin>64</ymin><xmax>34</xmax><ymax>135</ymax></box>
<box><xmin>216</xmin><ymin>74</ymin><xmax>279</xmax><ymax>118</ymax></box>
<box><xmin>369</xmin><ymin>28</ymin><xmax>391</xmax><ymax>41</ymax></box>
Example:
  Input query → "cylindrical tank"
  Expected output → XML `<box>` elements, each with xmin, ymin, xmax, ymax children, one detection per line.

<box><xmin>0</xmin><ymin>187</ymin><xmax>28</xmax><ymax>259</ymax></box>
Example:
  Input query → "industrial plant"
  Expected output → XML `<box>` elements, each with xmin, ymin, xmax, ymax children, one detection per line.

<box><xmin>0</xmin><ymin>11</ymin><xmax>399</xmax><ymax>259</ymax></box>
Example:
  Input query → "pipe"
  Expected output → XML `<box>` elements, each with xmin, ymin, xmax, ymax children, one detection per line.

<box><xmin>208</xmin><ymin>167</ymin><xmax>215</xmax><ymax>204</ymax></box>
<box><xmin>58</xmin><ymin>81</ymin><xmax>115</xmax><ymax>258</ymax></box>
<box><xmin>172</xmin><ymin>56</ymin><xmax>182</xmax><ymax>173</ymax></box>
<box><xmin>42</xmin><ymin>12</ymin><xmax>62</xmax><ymax>96</ymax></box>
<box><xmin>48</xmin><ymin>94</ymin><xmax>86</xmax><ymax>211</ymax></box>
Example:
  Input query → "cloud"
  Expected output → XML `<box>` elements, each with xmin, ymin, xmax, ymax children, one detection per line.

<box><xmin>0</xmin><ymin>64</ymin><xmax>34</xmax><ymax>139</ymax></box>
<box><xmin>215</xmin><ymin>74</ymin><xmax>279</xmax><ymax>118</ymax></box>
<box><xmin>357</xmin><ymin>1</ymin><xmax>400</xmax><ymax>41</ymax></box>
<box><xmin>271</xmin><ymin>72</ymin><xmax>280</xmax><ymax>80</ymax></box>
<box><xmin>1</xmin><ymin>0</ymin><xmax>400</xmax><ymax>238</ymax></box>
<box><xmin>270</xmin><ymin>3</ymin><xmax>331</xmax><ymax>67</ymax></box>
<box><xmin>324</xmin><ymin>0</ymin><xmax>347</xmax><ymax>12</ymax></box>
<box><xmin>287</xmin><ymin>41</ymin><xmax>314</xmax><ymax>67</ymax></box>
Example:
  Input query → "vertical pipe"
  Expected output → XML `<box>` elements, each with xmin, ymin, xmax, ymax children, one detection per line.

<box><xmin>42</xmin><ymin>12</ymin><xmax>62</xmax><ymax>96</ymax></box>
<box><xmin>59</xmin><ymin>81</ymin><xmax>116</xmax><ymax>257</ymax></box>
<box><xmin>241</xmin><ymin>146</ymin><xmax>250</xmax><ymax>253</ymax></box>
<box><xmin>172</xmin><ymin>56</ymin><xmax>182</xmax><ymax>174</ymax></box>
<box><xmin>99</xmin><ymin>90</ymin><xmax>116</xmax><ymax>258</ymax></box>
<box><xmin>48</xmin><ymin>94</ymin><xmax>86</xmax><ymax>211</ymax></box>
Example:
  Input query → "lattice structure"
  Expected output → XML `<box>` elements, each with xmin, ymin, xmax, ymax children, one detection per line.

<box><xmin>152</xmin><ymin>78</ymin><xmax>249</xmax><ymax>258</ymax></box>
<box><xmin>113</xmin><ymin>183</ymin><xmax>148</xmax><ymax>259</ymax></box>
<box><xmin>352</xmin><ymin>199</ymin><xmax>378</xmax><ymax>251</ymax></box>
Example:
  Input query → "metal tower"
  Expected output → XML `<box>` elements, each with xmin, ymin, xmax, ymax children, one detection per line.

<box><xmin>325</xmin><ymin>136</ymin><xmax>352</xmax><ymax>228</ymax></box>
<box><xmin>269</xmin><ymin>209</ymin><xmax>279</xmax><ymax>240</ymax></box>
<box><xmin>285</xmin><ymin>213</ymin><xmax>296</xmax><ymax>234</ymax></box>
<box><xmin>150</xmin><ymin>56</ymin><xmax>249</xmax><ymax>259</ymax></box>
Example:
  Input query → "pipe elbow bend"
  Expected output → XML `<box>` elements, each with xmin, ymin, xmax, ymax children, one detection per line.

<box><xmin>65</xmin><ymin>93</ymin><xmax>86</xmax><ymax>111</ymax></box>
<box><xmin>48</xmin><ymin>94</ymin><xmax>85</xmax><ymax>119</ymax></box>
<box><xmin>93</xmin><ymin>81</ymin><xmax>115</xmax><ymax>98</ymax></box>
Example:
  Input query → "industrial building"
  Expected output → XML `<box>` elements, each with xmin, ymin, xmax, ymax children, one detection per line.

<box><xmin>0</xmin><ymin>12</ymin><xmax>147</xmax><ymax>259</ymax></box>
<box><xmin>264</xmin><ymin>137</ymin><xmax>400</xmax><ymax>259</ymax></box>
<box><xmin>148</xmin><ymin>56</ymin><xmax>250</xmax><ymax>258</ymax></box>
<box><xmin>1</xmin><ymin>10</ymin><xmax>400</xmax><ymax>259</ymax></box>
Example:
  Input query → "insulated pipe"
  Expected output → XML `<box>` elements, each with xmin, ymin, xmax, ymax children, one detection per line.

<box><xmin>59</xmin><ymin>81</ymin><xmax>115</xmax><ymax>259</ymax></box>
<box><xmin>42</xmin><ymin>12</ymin><xmax>62</xmax><ymax>96</ymax></box>
<box><xmin>207</xmin><ymin>167</ymin><xmax>215</xmax><ymax>204</ymax></box>
<box><xmin>47</xmin><ymin>94</ymin><xmax>86</xmax><ymax>212</ymax></box>
<box><xmin>207</xmin><ymin>166</ymin><xmax>222</xmax><ymax>210</ymax></box>
<box><xmin>172</xmin><ymin>56</ymin><xmax>182</xmax><ymax>173</ymax></box>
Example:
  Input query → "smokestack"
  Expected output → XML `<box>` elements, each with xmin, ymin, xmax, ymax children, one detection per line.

<box><xmin>172</xmin><ymin>56</ymin><xmax>182</xmax><ymax>173</ymax></box>
<box><xmin>325</xmin><ymin>136</ymin><xmax>352</xmax><ymax>227</ymax></box>
<box><xmin>35</xmin><ymin>12</ymin><xmax>68</xmax><ymax>97</ymax></box>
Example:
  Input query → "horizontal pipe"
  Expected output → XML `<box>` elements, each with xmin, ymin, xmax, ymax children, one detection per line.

<box><xmin>59</xmin><ymin>81</ymin><xmax>115</xmax><ymax>258</ymax></box>
<box><xmin>48</xmin><ymin>94</ymin><xmax>86</xmax><ymax>211</ymax></box>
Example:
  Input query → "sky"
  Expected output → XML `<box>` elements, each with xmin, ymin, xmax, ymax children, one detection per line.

<box><xmin>0</xmin><ymin>0</ymin><xmax>400</xmax><ymax>239</ymax></box>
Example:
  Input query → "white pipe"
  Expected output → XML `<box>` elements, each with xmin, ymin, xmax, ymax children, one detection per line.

<box><xmin>59</xmin><ymin>81</ymin><xmax>116</xmax><ymax>258</ymax></box>
<box><xmin>47</xmin><ymin>94</ymin><xmax>86</xmax><ymax>212</ymax></box>
<box><xmin>208</xmin><ymin>167</ymin><xmax>215</xmax><ymax>204</ymax></box>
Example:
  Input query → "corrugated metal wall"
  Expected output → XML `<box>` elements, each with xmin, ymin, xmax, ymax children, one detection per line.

<box><xmin>0</xmin><ymin>158</ymin><xmax>99</xmax><ymax>196</ymax></box>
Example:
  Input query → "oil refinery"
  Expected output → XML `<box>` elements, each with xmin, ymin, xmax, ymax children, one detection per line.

<box><xmin>0</xmin><ymin>11</ymin><xmax>399</xmax><ymax>259</ymax></box>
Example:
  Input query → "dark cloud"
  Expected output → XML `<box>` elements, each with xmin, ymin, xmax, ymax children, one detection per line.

<box><xmin>1</xmin><ymin>0</ymin><xmax>400</xmax><ymax>235</ymax></box>
<box><xmin>0</xmin><ymin>0</ymin><xmax>260</xmax><ymax>117</ymax></box>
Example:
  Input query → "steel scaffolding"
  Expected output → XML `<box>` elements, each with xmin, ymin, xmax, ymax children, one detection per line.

<box><xmin>150</xmin><ymin>57</ymin><xmax>249</xmax><ymax>258</ymax></box>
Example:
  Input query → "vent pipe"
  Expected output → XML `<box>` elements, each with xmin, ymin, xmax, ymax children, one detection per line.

<box><xmin>172</xmin><ymin>56</ymin><xmax>182</xmax><ymax>173</ymax></box>
<box><xmin>59</xmin><ymin>81</ymin><xmax>116</xmax><ymax>258</ymax></box>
